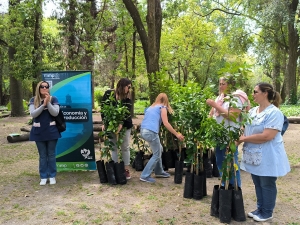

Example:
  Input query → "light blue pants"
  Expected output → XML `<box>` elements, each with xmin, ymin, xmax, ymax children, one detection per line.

<box><xmin>140</xmin><ymin>128</ymin><xmax>164</xmax><ymax>179</ymax></box>
<box><xmin>110</xmin><ymin>128</ymin><xmax>131</xmax><ymax>166</ymax></box>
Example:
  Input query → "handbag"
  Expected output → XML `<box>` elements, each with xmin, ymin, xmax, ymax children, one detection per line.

<box><xmin>53</xmin><ymin>108</ymin><xmax>66</xmax><ymax>133</ymax></box>
<box><xmin>50</xmin><ymin>97</ymin><xmax>66</xmax><ymax>133</ymax></box>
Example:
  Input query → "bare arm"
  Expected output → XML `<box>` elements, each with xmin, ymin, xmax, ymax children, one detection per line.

<box><xmin>161</xmin><ymin>108</ymin><xmax>184</xmax><ymax>141</ymax></box>
<box><xmin>206</xmin><ymin>99</ymin><xmax>241</xmax><ymax>120</ymax></box>
<box><xmin>238</xmin><ymin>128</ymin><xmax>279</xmax><ymax>144</ymax></box>
<box><xmin>208</xmin><ymin>107</ymin><xmax>214</xmax><ymax>117</ymax></box>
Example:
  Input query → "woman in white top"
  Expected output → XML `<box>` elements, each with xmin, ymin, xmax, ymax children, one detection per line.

<box><xmin>206</xmin><ymin>74</ymin><xmax>247</xmax><ymax>188</ymax></box>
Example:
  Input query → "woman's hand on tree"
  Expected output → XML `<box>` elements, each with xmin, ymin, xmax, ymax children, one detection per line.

<box><xmin>176</xmin><ymin>132</ymin><xmax>184</xmax><ymax>141</ymax></box>
<box><xmin>206</xmin><ymin>99</ymin><xmax>216</xmax><ymax>108</ymax></box>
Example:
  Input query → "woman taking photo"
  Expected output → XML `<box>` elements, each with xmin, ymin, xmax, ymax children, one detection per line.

<box><xmin>237</xmin><ymin>82</ymin><xmax>290</xmax><ymax>222</ymax></box>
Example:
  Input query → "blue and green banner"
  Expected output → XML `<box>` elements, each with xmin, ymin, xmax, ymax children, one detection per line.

<box><xmin>42</xmin><ymin>71</ymin><xmax>96</xmax><ymax>171</ymax></box>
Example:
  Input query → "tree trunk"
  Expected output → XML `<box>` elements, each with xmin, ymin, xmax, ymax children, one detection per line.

<box><xmin>9</xmin><ymin>0</ymin><xmax>24</xmax><ymax>117</ymax></box>
<box><xmin>0</xmin><ymin>49</ymin><xmax>3</xmax><ymax>105</ymax></box>
<box><xmin>177</xmin><ymin>61</ymin><xmax>181</xmax><ymax>84</ymax></box>
<box><xmin>131</xmin><ymin>29</ymin><xmax>137</xmax><ymax>117</ymax></box>
<box><xmin>272</xmin><ymin>45</ymin><xmax>281</xmax><ymax>92</ymax></box>
<box><xmin>66</xmin><ymin>0</ymin><xmax>77</xmax><ymax>70</ymax></box>
<box><xmin>281</xmin><ymin>53</ymin><xmax>288</xmax><ymax>102</ymax></box>
<box><xmin>285</xmin><ymin>0</ymin><xmax>299</xmax><ymax>104</ymax></box>
<box><xmin>147</xmin><ymin>0</ymin><xmax>162</xmax><ymax>103</ymax></box>
<box><xmin>123</xmin><ymin>0</ymin><xmax>162</xmax><ymax>103</ymax></box>
<box><xmin>84</xmin><ymin>0</ymin><xmax>97</xmax><ymax>109</ymax></box>
<box><xmin>122</xmin><ymin>0</ymin><xmax>148</xmax><ymax>65</ymax></box>
<box><xmin>32</xmin><ymin>0</ymin><xmax>43</xmax><ymax>96</ymax></box>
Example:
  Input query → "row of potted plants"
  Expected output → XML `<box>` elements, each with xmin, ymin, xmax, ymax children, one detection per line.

<box><xmin>96</xmin><ymin>80</ymin><xmax>251</xmax><ymax>223</ymax></box>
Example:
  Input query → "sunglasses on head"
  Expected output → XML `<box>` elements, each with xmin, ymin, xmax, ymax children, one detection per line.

<box><xmin>40</xmin><ymin>85</ymin><xmax>49</xmax><ymax>89</ymax></box>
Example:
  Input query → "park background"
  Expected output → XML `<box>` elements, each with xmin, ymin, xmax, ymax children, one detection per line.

<box><xmin>0</xmin><ymin>1</ymin><xmax>300</xmax><ymax>224</ymax></box>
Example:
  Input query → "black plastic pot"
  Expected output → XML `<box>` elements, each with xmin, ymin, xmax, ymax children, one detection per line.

<box><xmin>96</xmin><ymin>160</ymin><xmax>108</xmax><ymax>184</ymax></box>
<box><xmin>219</xmin><ymin>188</ymin><xmax>232</xmax><ymax>223</ymax></box>
<box><xmin>164</xmin><ymin>149</ymin><xmax>175</xmax><ymax>168</ymax></box>
<box><xmin>193</xmin><ymin>173</ymin><xmax>204</xmax><ymax>200</ymax></box>
<box><xmin>211</xmin><ymin>150</ymin><xmax>220</xmax><ymax>177</ymax></box>
<box><xmin>232</xmin><ymin>188</ymin><xmax>246</xmax><ymax>221</ymax></box>
<box><xmin>180</xmin><ymin>148</ymin><xmax>187</xmax><ymax>162</ymax></box>
<box><xmin>171</xmin><ymin>148</ymin><xmax>178</xmax><ymax>161</ymax></box>
<box><xmin>183</xmin><ymin>171</ymin><xmax>194</xmax><ymax>199</ymax></box>
<box><xmin>203</xmin><ymin>152</ymin><xmax>212</xmax><ymax>178</ymax></box>
<box><xmin>202</xmin><ymin>171</ymin><xmax>207</xmax><ymax>196</ymax></box>
<box><xmin>105</xmin><ymin>161</ymin><xmax>117</xmax><ymax>185</ymax></box>
<box><xmin>114</xmin><ymin>161</ymin><xmax>127</xmax><ymax>185</ymax></box>
<box><xmin>174</xmin><ymin>160</ymin><xmax>184</xmax><ymax>184</ymax></box>
<box><xmin>161</xmin><ymin>150</ymin><xmax>168</xmax><ymax>171</ymax></box>
<box><xmin>134</xmin><ymin>150</ymin><xmax>144</xmax><ymax>171</ymax></box>
<box><xmin>210</xmin><ymin>185</ymin><xmax>220</xmax><ymax>217</ymax></box>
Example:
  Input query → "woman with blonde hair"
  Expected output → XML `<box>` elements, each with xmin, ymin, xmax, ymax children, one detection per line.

<box><xmin>139</xmin><ymin>93</ymin><xmax>184</xmax><ymax>183</ymax></box>
<box><xmin>206</xmin><ymin>73</ymin><xmax>250</xmax><ymax>188</ymax></box>
<box><xmin>29</xmin><ymin>81</ymin><xmax>61</xmax><ymax>185</ymax></box>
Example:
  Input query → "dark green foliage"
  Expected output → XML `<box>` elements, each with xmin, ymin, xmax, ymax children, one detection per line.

<box><xmin>99</xmin><ymin>93</ymin><xmax>130</xmax><ymax>160</ymax></box>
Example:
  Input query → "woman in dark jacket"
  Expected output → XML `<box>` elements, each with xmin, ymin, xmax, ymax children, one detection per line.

<box><xmin>29</xmin><ymin>81</ymin><xmax>61</xmax><ymax>186</ymax></box>
<box><xmin>101</xmin><ymin>78</ymin><xmax>133</xmax><ymax>179</ymax></box>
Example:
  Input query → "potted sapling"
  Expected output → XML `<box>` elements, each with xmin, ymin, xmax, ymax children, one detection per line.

<box><xmin>98</xmin><ymin>93</ymin><xmax>130</xmax><ymax>185</ymax></box>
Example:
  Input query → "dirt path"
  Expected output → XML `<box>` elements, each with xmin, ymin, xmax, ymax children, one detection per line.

<box><xmin>0</xmin><ymin>115</ymin><xmax>299</xmax><ymax>225</ymax></box>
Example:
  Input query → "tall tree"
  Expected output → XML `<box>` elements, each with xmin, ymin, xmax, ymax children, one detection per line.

<box><xmin>123</xmin><ymin>0</ymin><xmax>162</xmax><ymax>102</ymax></box>
<box><xmin>8</xmin><ymin>0</ymin><xmax>25</xmax><ymax>116</ymax></box>
<box><xmin>31</xmin><ymin>0</ymin><xmax>43</xmax><ymax>95</ymax></box>
<box><xmin>65</xmin><ymin>0</ymin><xmax>78</xmax><ymax>70</ymax></box>
<box><xmin>285</xmin><ymin>0</ymin><xmax>299</xmax><ymax>104</ymax></box>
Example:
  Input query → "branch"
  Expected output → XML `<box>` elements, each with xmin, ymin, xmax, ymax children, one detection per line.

<box><xmin>122</xmin><ymin>0</ymin><xmax>148</xmax><ymax>64</ymax></box>
<box><xmin>194</xmin><ymin>8</ymin><xmax>241</xmax><ymax>17</ymax></box>
<box><xmin>0</xmin><ymin>38</ymin><xmax>8</xmax><ymax>47</ymax></box>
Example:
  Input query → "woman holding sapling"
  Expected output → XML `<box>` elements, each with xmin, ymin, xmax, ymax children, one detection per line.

<box><xmin>101</xmin><ymin>78</ymin><xmax>133</xmax><ymax>180</ymax></box>
<box><xmin>206</xmin><ymin>73</ymin><xmax>250</xmax><ymax>188</ymax></box>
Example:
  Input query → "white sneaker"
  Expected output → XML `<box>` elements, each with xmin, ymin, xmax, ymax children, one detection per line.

<box><xmin>49</xmin><ymin>177</ymin><xmax>56</xmax><ymax>185</ymax></box>
<box><xmin>39</xmin><ymin>179</ymin><xmax>47</xmax><ymax>186</ymax></box>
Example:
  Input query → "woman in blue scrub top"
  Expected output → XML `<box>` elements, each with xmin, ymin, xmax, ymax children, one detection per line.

<box><xmin>29</xmin><ymin>81</ymin><xmax>61</xmax><ymax>186</ymax></box>
<box><xmin>237</xmin><ymin>82</ymin><xmax>290</xmax><ymax>222</ymax></box>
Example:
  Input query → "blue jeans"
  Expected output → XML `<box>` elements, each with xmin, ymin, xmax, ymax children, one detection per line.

<box><xmin>140</xmin><ymin>129</ymin><xmax>164</xmax><ymax>178</ymax></box>
<box><xmin>36</xmin><ymin>140</ymin><xmax>58</xmax><ymax>179</ymax></box>
<box><xmin>215</xmin><ymin>145</ymin><xmax>241</xmax><ymax>187</ymax></box>
<box><xmin>251</xmin><ymin>174</ymin><xmax>277</xmax><ymax>217</ymax></box>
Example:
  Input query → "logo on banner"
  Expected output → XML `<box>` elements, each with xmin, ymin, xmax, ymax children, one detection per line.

<box><xmin>44</xmin><ymin>73</ymin><xmax>60</xmax><ymax>79</ymax></box>
<box><xmin>81</xmin><ymin>148</ymin><xmax>93</xmax><ymax>159</ymax></box>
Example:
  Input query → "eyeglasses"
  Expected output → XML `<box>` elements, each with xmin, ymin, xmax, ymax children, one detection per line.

<box><xmin>253</xmin><ymin>90</ymin><xmax>259</xmax><ymax>94</ymax></box>
<box><xmin>40</xmin><ymin>85</ymin><xmax>49</xmax><ymax>89</ymax></box>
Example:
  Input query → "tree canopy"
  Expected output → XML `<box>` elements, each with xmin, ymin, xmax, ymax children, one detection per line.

<box><xmin>0</xmin><ymin>0</ymin><xmax>299</xmax><ymax>115</ymax></box>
